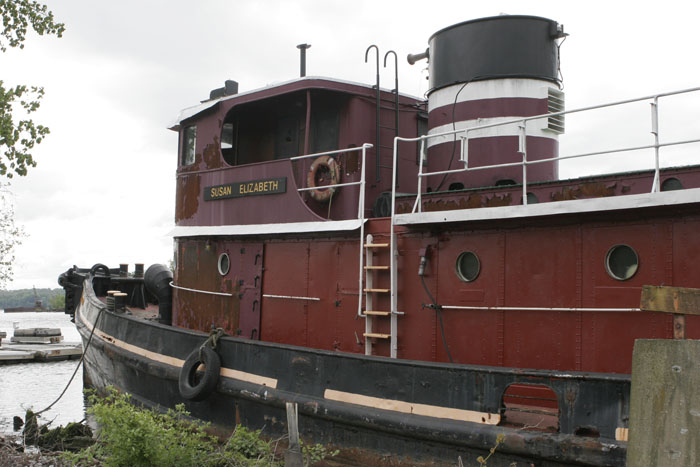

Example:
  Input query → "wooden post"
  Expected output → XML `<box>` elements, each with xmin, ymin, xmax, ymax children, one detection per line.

<box><xmin>640</xmin><ymin>285</ymin><xmax>700</xmax><ymax>339</ymax></box>
<box><xmin>285</xmin><ymin>402</ymin><xmax>303</xmax><ymax>467</ymax></box>
<box><xmin>627</xmin><ymin>339</ymin><xmax>700</xmax><ymax>466</ymax></box>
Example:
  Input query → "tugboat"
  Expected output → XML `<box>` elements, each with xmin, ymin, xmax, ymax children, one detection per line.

<box><xmin>58</xmin><ymin>15</ymin><xmax>700</xmax><ymax>465</ymax></box>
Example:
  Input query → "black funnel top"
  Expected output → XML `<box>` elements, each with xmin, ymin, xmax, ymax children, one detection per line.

<box><xmin>428</xmin><ymin>15</ymin><xmax>564</xmax><ymax>93</ymax></box>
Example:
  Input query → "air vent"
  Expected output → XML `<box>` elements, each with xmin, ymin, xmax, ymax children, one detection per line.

<box><xmin>547</xmin><ymin>88</ymin><xmax>565</xmax><ymax>134</ymax></box>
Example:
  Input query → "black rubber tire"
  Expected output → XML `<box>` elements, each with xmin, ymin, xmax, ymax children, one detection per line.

<box><xmin>178</xmin><ymin>346</ymin><xmax>221</xmax><ymax>401</ymax></box>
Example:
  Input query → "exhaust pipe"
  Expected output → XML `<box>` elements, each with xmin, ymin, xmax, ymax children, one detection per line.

<box><xmin>297</xmin><ymin>43</ymin><xmax>311</xmax><ymax>77</ymax></box>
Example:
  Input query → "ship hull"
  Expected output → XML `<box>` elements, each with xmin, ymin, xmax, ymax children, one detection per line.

<box><xmin>76</xmin><ymin>278</ymin><xmax>627</xmax><ymax>466</ymax></box>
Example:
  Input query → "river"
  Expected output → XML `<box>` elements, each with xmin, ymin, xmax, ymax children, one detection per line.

<box><xmin>0</xmin><ymin>310</ymin><xmax>86</xmax><ymax>434</ymax></box>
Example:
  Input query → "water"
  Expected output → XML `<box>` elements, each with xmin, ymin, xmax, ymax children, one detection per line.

<box><xmin>0</xmin><ymin>311</ymin><xmax>86</xmax><ymax>434</ymax></box>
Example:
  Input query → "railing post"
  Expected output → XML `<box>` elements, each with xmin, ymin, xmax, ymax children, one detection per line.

<box><xmin>412</xmin><ymin>138</ymin><xmax>426</xmax><ymax>213</ymax></box>
<box><xmin>651</xmin><ymin>97</ymin><xmax>660</xmax><ymax>192</ymax></box>
<box><xmin>518</xmin><ymin>122</ymin><xmax>528</xmax><ymax>205</ymax></box>
<box><xmin>390</xmin><ymin>137</ymin><xmax>400</xmax><ymax>358</ymax></box>
<box><xmin>460</xmin><ymin>129</ymin><xmax>469</xmax><ymax>164</ymax></box>
<box><xmin>390</xmin><ymin>231</ymin><xmax>398</xmax><ymax>359</ymax></box>
<box><xmin>357</xmin><ymin>144</ymin><xmax>369</xmax><ymax>318</ymax></box>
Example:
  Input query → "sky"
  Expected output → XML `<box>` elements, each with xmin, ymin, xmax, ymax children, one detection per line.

<box><xmin>3</xmin><ymin>0</ymin><xmax>700</xmax><ymax>290</ymax></box>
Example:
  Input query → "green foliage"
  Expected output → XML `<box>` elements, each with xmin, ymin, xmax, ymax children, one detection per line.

<box><xmin>0</xmin><ymin>287</ymin><xmax>62</xmax><ymax>307</ymax></box>
<box><xmin>0</xmin><ymin>82</ymin><xmax>49</xmax><ymax>177</ymax></box>
<box><xmin>0</xmin><ymin>0</ymin><xmax>64</xmax><ymax>179</ymax></box>
<box><xmin>63</xmin><ymin>388</ymin><xmax>340</xmax><ymax>467</ymax></box>
<box><xmin>48</xmin><ymin>291</ymin><xmax>65</xmax><ymax>309</ymax></box>
<box><xmin>63</xmin><ymin>388</ymin><xmax>284</xmax><ymax>466</ymax></box>
<box><xmin>0</xmin><ymin>0</ymin><xmax>65</xmax><ymax>52</ymax></box>
<box><xmin>0</xmin><ymin>185</ymin><xmax>23</xmax><ymax>288</ymax></box>
<box><xmin>65</xmin><ymin>389</ymin><xmax>218</xmax><ymax>467</ymax></box>
<box><xmin>301</xmin><ymin>440</ymin><xmax>339</xmax><ymax>465</ymax></box>
<box><xmin>222</xmin><ymin>426</ymin><xmax>275</xmax><ymax>463</ymax></box>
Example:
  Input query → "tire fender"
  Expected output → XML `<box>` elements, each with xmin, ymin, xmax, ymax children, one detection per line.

<box><xmin>178</xmin><ymin>345</ymin><xmax>221</xmax><ymax>401</ymax></box>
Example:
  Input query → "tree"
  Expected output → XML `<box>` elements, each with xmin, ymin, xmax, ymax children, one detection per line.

<box><xmin>0</xmin><ymin>184</ymin><xmax>23</xmax><ymax>288</ymax></box>
<box><xmin>0</xmin><ymin>0</ymin><xmax>64</xmax><ymax>178</ymax></box>
<box><xmin>0</xmin><ymin>1</ymin><xmax>62</xmax><ymax>287</ymax></box>
<box><xmin>48</xmin><ymin>291</ymin><xmax>64</xmax><ymax>310</ymax></box>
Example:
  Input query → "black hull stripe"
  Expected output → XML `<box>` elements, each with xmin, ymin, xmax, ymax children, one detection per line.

<box><xmin>77</xmin><ymin>307</ymin><xmax>278</xmax><ymax>388</ymax></box>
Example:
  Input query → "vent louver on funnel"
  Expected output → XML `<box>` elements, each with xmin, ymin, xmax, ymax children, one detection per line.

<box><xmin>547</xmin><ymin>88</ymin><xmax>565</xmax><ymax>134</ymax></box>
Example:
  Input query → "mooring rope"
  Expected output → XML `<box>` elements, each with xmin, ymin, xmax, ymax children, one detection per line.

<box><xmin>32</xmin><ymin>306</ymin><xmax>105</xmax><ymax>418</ymax></box>
<box><xmin>198</xmin><ymin>327</ymin><xmax>226</xmax><ymax>361</ymax></box>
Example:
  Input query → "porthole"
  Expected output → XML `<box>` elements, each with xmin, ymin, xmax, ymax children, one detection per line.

<box><xmin>456</xmin><ymin>251</ymin><xmax>480</xmax><ymax>282</ymax></box>
<box><xmin>661</xmin><ymin>177</ymin><xmax>683</xmax><ymax>191</ymax></box>
<box><xmin>524</xmin><ymin>192</ymin><xmax>539</xmax><ymax>204</ymax></box>
<box><xmin>218</xmin><ymin>253</ymin><xmax>230</xmax><ymax>276</ymax></box>
<box><xmin>605</xmin><ymin>245</ymin><xmax>638</xmax><ymax>281</ymax></box>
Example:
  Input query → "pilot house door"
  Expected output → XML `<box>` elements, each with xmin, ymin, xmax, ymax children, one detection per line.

<box><xmin>237</xmin><ymin>244</ymin><xmax>263</xmax><ymax>340</ymax></box>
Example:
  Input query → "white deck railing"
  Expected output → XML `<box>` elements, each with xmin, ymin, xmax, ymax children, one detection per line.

<box><xmin>392</xmin><ymin>86</ymin><xmax>700</xmax><ymax>214</ymax></box>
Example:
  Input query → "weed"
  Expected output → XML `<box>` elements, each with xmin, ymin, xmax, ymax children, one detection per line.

<box><xmin>62</xmin><ymin>387</ymin><xmax>338</xmax><ymax>466</ymax></box>
<box><xmin>476</xmin><ymin>433</ymin><xmax>506</xmax><ymax>466</ymax></box>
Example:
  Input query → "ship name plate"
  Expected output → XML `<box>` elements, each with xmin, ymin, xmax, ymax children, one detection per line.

<box><xmin>205</xmin><ymin>177</ymin><xmax>287</xmax><ymax>200</ymax></box>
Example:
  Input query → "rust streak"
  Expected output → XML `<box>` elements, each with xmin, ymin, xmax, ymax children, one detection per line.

<box><xmin>203</xmin><ymin>137</ymin><xmax>222</xmax><ymax>169</ymax></box>
<box><xmin>175</xmin><ymin>174</ymin><xmax>201</xmax><ymax>221</ymax></box>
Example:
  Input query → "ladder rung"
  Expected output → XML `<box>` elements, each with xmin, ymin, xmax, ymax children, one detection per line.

<box><xmin>364</xmin><ymin>243</ymin><xmax>389</xmax><ymax>248</ymax></box>
<box><xmin>364</xmin><ymin>265</ymin><xmax>389</xmax><ymax>270</ymax></box>
<box><xmin>363</xmin><ymin>310</ymin><xmax>391</xmax><ymax>316</ymax></box>
<box><xmin>364</xmin><ymin>332</ymin><xmax>391</xmax><ymax>339</ymax></box>
<box><xmin>364</xmin><ymin>288</ymin><xmax>390</xmax><ymax>293</ymax></box>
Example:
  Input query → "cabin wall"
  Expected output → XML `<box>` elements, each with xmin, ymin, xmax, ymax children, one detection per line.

<box><xmin>174</xmin><ymin>86</ymin><xmax>424</xmax><ymax>227</ymax></box>
<box><xmin>172</xmin><ymin>211</ymin><xmax>700</xmax><ymax>375</ymax></box>
<box><xmin>420</xmin><ymin>214</ymin><xmax>700</xmax><ymax>374</ymax></box>
<box><xmin>259</xmin><ymin>237</ymin><xmax>365</xmax><ymax>353</ymax></box>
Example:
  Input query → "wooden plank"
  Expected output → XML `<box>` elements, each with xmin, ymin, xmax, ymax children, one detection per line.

<box><xmin>363</xmin><ymin>311</ymin><xmax>390</xmax><ymax>316</ymax></box>
<box><xmin>640</xmin><ymin>285</ymin><xmax>700</xmax><ymax>316</ymax></box>
<box><xmin>363</xmin><ymin>332</ymin><xmax>391</xmax><ymax>339</ymax></box>
<box><xmin>363</xmin><ymin>288</ymin><xmax>389</xmax><ymax>293</ymax></box>
<box><xmin>364</xmin><ymin>243</ymin><xmax>389</xmax><ymax>248</ymax></box>
<box><xmin>324</xmin><ymin>389</ymin><xmax>500</xmax><ymax>425</ymax></box>
<box><xmin>364</xmin><ymin>265</ymin><xmax>389</xmax><ymax>270</ymax></box>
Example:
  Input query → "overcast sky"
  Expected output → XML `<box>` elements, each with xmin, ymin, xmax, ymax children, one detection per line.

<box><xmin>3</xmin><ymin>0</ymin><xmax>700</xmax><ymax>290</ymax></box>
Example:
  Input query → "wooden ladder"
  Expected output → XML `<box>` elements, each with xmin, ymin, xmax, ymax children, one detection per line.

<box><xmin>363</xmin><ymin>233</ymin><xmax>397</xmax><ymax>357</ymax></box>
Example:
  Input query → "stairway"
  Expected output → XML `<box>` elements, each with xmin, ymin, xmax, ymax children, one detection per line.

<box><xmin>362</xmin><ymin>233</ymin><xmax>398</xmax><ymax>357</ymax></box>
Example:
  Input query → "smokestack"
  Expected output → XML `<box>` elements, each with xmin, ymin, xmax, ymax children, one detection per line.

<box><xmin>297</xmin><ymin>43</ymin><xmax>311</xmax><ymax>77</ymax></box>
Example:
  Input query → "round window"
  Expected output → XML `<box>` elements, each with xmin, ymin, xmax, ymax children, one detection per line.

<box><xmin>605</xmin><ymin>245</ymin><xmax>638</xmax><ymax>281</ymax></box>
<box><xmin>218</xmin><ymin>253</ymin><xmax>230</xmax><ymax>276</ymax></box>
<box><xmin>525</xmin><ymin>192</ymin><xmax>539</xmax><ymax>204</ymax></box>
<box><xmin>661</xmin><ymin>177</ymin><xmax>683</xmax><ymax>191</ymax></box>
<box><xmin>456</xmin><ymin>252</ymin><xmax>480</xmax><ymax>282</ymax></box>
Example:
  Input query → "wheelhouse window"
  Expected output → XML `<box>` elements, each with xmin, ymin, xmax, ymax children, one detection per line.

<box><xmin>221</xmin><ymin>122</ymin><xmax>236</xmax><ymax>166</ymax></box>
<box><xmin>220</xmin><ymin>90</ymin><xmax>344</xmax><ymax>166</ymax></box>
<box><xmin>182</xmin><ymin>125</ymin><xmax>197</xmax><ymax>166</ymax></box>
